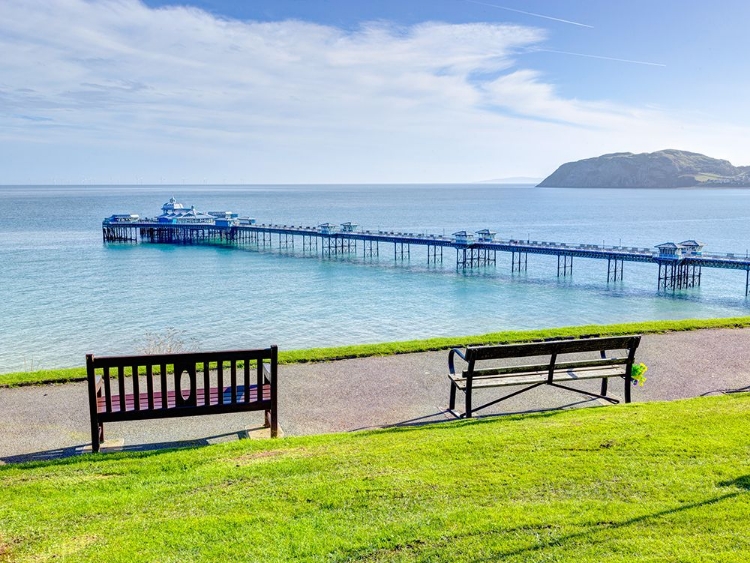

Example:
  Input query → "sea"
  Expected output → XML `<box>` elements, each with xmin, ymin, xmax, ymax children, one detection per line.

<box><xmin>2</xmin><ymin>184</ymin><xmax>750</xmax><ymax>374</ymax></box>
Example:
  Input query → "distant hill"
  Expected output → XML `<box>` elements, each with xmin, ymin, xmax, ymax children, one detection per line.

<box><xmin>538</xmin><ymin>149</ymin><xmax>750</xmax><ymax>188</ymax></box>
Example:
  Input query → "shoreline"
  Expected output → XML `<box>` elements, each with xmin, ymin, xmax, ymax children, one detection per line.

<box><xmin>4</xmin><ymin>315</ymin><xmax>750</xmax><ymax>388</ymax></box>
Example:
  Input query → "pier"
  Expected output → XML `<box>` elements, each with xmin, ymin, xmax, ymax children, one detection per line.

<box><xmin>103</xmin><ymin>199</ymin><xmax>750</xmax><ymax>296</ymax></box>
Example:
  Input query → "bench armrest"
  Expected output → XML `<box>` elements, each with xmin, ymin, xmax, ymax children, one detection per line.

<box><xmin>262</xmin><ymin>360</ymin><xmax>277</xmax><ymax>386</ymax></box>
<box><xmin>448</xmin><ymin>348</ymin><xmax>467</xmax><ymax>375</ymax></box>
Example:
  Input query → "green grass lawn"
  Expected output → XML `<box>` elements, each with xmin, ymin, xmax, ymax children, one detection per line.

<box><xmin>4</xmin><ymin>316</ymin><xmax>750</xmax><ymax>387</ymax></box>
<box><xmin>2</xmin><ymin>394</ymin><xmax>749</xmax><ymax>562</ymax></box>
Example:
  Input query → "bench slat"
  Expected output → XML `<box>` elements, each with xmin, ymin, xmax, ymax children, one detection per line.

<box><xmin>450</xmin><ymin>366</ymin><xmax>627</xmax><ymax>390</ymax></box>
<box><xmin>217</xmin><ymin>362</ymin><xmax>224</xmax><ymax>405</ymax></box>
<box><xmin>203</xmin><ymin>362</ymin><xmax>211</xmax><ymax>406</ymax></box>
<box><xmin>103</xmin><ymin>367</ymin><xmax>112</xmax><ymax>413</ymax></box>
<box><xmin>244</xmin><ymin>362</ymin><xmax>251</xmax><ymax>404</ymax></box>
<box><xmin>146</xmin><ymin>364</ymin><xmax>154</xmax><ymax>410</ymax></box>
<box><xmin>463</xmin><ymin>357</ymin><xmax>628</xmax><ymax>378</ymax></box>
<box><xmin>132</xmin><ymin>364</ymin><xmax>140</xmax><ymax>411</ymax></box>
<box><xmin>231</xmin><ymin>361</ymin><xmax>238</xmax><ymax>404</ymax></box>
<box><xmin>97</xmin><ymin>384</ymin><xmax>271</xmax><ymax>414</ymax></box>
<box><xmin>455</xmin><ymin>364</ymin><xmax>627</xmax><ymax>385</ymax></box>
<box><xmin>89</xmin><ymin>349</ymin><xmax>274</xmax><ymax>369</ymax></box>
<box><xmin>117</xmin><ymin>365</ymin><xmax>126</xmax><ymax>413</ymax></box>
<box><xmin>160</xmin><ymin>363</ymin><xmax>168</xmax><ymax>409</ymax></box>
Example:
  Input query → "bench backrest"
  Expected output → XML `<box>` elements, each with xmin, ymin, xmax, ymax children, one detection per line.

<box><xmin>465</xmin><ymin>335</ymin><xmax>640</xmax><ymax>362</ymax></box>
<box><xmin>457</xmin><ymin>335</ymin><xmax>641</xmax><ymax>380</ymax></box>
<box><xmin>87</xmin><ymin>346</ymin><xmax>277</xmax><ymax>414</ymax></box>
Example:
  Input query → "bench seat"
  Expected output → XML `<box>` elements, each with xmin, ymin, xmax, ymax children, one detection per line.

<box><xmin>449</xmin><ymin>365</ymin><xmax>628</xmax><ymax>390</ymax></box>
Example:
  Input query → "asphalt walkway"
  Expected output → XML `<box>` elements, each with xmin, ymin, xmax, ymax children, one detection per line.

<box><xmin>2</xmin><ymin>328</ymin><xmax>749</xmax><ymax>463</ymax></box>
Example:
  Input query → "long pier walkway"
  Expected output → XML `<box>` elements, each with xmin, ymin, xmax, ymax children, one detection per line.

<box><xmin>103</xmin><ymin>218</ymin><xmax>750</xmax><ymax>296</ymax></box>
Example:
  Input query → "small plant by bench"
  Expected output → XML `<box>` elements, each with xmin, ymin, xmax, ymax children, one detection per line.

<box><xmin>86</xmin><ymin>346</ymin><xmax>278</xmax><ymax>452</ymax></box>
<box><xmin>448</xmin><ymin>335</ymin><xmax>641</xmax><ymax>418</ymax></box>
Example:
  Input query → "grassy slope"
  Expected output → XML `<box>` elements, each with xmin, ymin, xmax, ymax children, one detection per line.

<box><xmin>3</xmin><ymin>316</ymin><xmax>750</xmax><ymax>387</ymax></box>
<box><xmin>1</xmin><ymin>394</ymin><xmax>749</xmax><ymax>562</ymax></box>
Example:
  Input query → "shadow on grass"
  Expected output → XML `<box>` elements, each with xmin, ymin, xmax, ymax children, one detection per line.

<box><xmin>0</xmin><ymin>430</ymin><xmax>249</xmax><ymax>467</ymax></box>
<box><xmin>356</xmin><ymin>475</ymin><xmax>750</xmax><ymax>562</ymax></box>
<box><xmin>467</xmin><ymin>475</ymin><xmax>750</xmax><ymax>562</ymax></box>
<box><xmin>700</xmin><ymin>385</ymin><xmax>750</xmax><ymax>397</ymax></box>
<box><xmin>719</xmin><ymin>475</ymin><xmax>750</xmax><ymax>490</ymax></box>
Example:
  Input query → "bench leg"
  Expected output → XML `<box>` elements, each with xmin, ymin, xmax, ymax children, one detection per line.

<box><xmin>449</xmin><ymin>382</ymin><xmax>457</xmax><ymax>411</ymax></box>
<box><xmin>265</xmin><ymin>409</ymin><xmax>278</xmax><ymax>438</ymax></box>
<box><xmin>625</xmin><ymin>378</ymin><xmax>632</xmax><ymax>403</ymax></box>
<box><xmin>465</xmin><ymin>386</ymin><xmax>472</xmax><ymax>418</ymax></box>
<box><xmin>600</xmin><ymin>377</ymin><xmax>608</xmax><ymax>398</ymax></box>
<box><xmin>90</xmin><ymin>419</ymin><xmax>102</xmax><ymax>453</ymax></box>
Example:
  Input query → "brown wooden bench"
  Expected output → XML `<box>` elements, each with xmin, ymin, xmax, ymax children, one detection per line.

<box><xmin>448</xmin><ymin>335</ymin><xmax>641</xmax><ymax>418</ymax></box>
<box><xmin>86</xmin><ymin>346</ymin><xmax>278</xmax><ymax>452</ymax></box>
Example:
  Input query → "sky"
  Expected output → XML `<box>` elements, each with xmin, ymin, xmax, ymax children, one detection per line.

<box><xmin>2</xmin><ymin>0</ymin><xmax>749</xmax><ymax>184</ymax></box>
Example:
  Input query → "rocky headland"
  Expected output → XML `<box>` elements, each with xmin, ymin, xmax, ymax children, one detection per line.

<box><xmin>538</xmin><ymin>149</ymin><xmax>750</xmax><ymax>188</ymax></box>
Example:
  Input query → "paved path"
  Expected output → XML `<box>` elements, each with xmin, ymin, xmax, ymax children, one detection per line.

<box><xmin>2</xmin><ymin>329</ymin><xmax>750</xmax><ymax>463</ymax></box>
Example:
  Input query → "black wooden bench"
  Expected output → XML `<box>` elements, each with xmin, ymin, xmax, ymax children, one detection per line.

<box><xmin>86</xmin><ymin>346</ymin><xmax>278</xmax><ymax>452</ymax></box>
<box><xmin>448</xmin><ymin>335</ymin><xmax>641</xmax><ymax>418</ymax></box>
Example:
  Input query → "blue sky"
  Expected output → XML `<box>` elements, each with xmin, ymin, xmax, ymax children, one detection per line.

<box><xmin>2</xmin><ymin>0</ymin><xmax>749</xmax><ymax>184</ymax></box>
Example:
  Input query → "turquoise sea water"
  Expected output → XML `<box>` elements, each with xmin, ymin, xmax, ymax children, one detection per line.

<box><xmin>2</xmin><ymin>184</ymin><xmax>750</xmax><ymax>373</ymax></box>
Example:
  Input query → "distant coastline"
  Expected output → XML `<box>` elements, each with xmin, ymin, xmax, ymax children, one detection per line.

<box><xmin>477</xmin><ymin>176</ymin><xmax>542</xmax><ymax>185</ymax></box>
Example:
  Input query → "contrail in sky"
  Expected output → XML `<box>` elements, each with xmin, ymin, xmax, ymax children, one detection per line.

<box><xmin>463</xmin><ymin>0</ymin><xmax>594</xmax><ymax>28</ymax></box>
<box><xmin>535</xmin><ymin>48</ymin><xmax>667</xmax><ymax>67</ymax></box>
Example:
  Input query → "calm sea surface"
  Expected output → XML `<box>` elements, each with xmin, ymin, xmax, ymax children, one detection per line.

<box><xmin>2</xmin><ymin>184</ymin><xmax>750</xmax><ymax>373</ymax></box>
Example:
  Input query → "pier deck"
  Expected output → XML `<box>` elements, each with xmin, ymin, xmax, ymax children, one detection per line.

<box><xmin>103</xmin><ymin>218</ymin><xmax>750</xmax><ymax>296</ymax></box>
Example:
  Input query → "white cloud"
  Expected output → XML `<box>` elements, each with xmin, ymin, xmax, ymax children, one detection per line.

<box><xmin>0</xmin><ymin>0</ymin><xmax>748</xmax><ymax>184</ymax></box>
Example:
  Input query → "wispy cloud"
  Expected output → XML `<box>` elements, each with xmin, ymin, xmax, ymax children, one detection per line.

<box><xmin>0</xmin><ymin>0</ymin><xmax>743</xmax><ymax>183</ymax></box>
<box><xmin>463</xmin><ymin>0</ymin><xmax>593</xmax><ymax>28</ymax></box>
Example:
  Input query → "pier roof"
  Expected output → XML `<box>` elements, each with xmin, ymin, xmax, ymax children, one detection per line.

<box><xmin>679</xmin><ymin>240</ymin><xmax>704</xmax><ymax>248</ymax></box>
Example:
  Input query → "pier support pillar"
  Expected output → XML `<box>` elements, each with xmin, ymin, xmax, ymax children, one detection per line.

<box><xmin>511</xmin><ymin>251</ymin><xmax>528</xmax><ymax>272</ymax></box>
<box><xmin>456</xmin><ymin>246</ymin><xmax>495</xmax><ymax>269</ymax></box>
<box><xmin>607</xmin><ymin>258</ymin><xmax>624</xmax><ymax>282</ymax></box>
<box><xmin>302</xmin><ymin>234</ymin><xmax>317</xmax><ymax>253</ymax></box>
<box><xmin>322</xmin><ymin>235</ymin><xmax>334</xmax><ymax>256</ymax></box>
<box><xmin>658</xmin><ymin>261</ymin><xmax>700</xmax><ymax>290</ymax></box>
<box><xmin>427</xmin><ymin>244</ymin><xmax>442</xmax><ymax>265</ymax></box>
<box><xmin>394</xmin><ymin>242</ymin><xmax>410</xmax><ymax>261</ymax></box>
<box><xmin>278</xmin><ymin>233</ymin><xmax>294</xmax><ymax>250</ymax></box>
<box><xmin>557</xmin><ymin>254</ymin><xmax>573</xmax><ymax>277</ymax></box>
<box><xmin>363</xmin><ymin>239</ymin><xmax>378</xmax><ymax>258</ymax></box>
<box><xmin>341</xmin><ymin>237</ymin><xmax>356</xmax><ymax>254</ymax></box>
